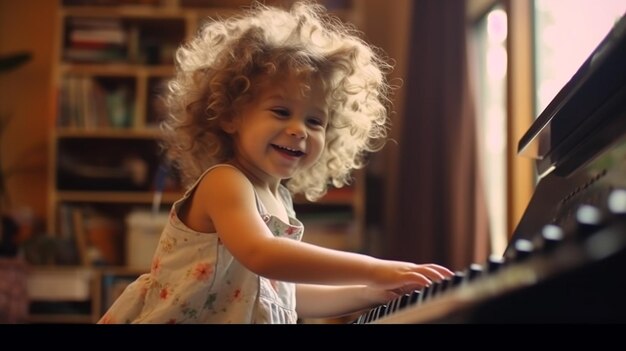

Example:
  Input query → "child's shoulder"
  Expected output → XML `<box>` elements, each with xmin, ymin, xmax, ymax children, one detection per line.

<box><xmin>194</xmin><ymin>163</ymin><xmax>253</xmax><ymax>194</ymax></box>
<box><xmin>202</xmin><ymin>163</ymin><xmax>243</xmax><ymax>176</ymax></box>
<box><xmin>197</xmin><ymin>163</ymin><xmax>246</xmax><ymax>181</ymax></box>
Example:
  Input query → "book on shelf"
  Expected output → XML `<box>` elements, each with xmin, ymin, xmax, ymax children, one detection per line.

<box><xmin>58</xmin><ymin>76</ymin><xmax>133</xmax><ymax>129</ymax></box>
<box><xmin>71</xmin><ymin>207</ymin><xmax>89</xmax><ymax>266</ymax></box>
<box><xmin>64</xmin><ymin>17</ymin><xmax>127</xmax><ymax>63</ymax></box>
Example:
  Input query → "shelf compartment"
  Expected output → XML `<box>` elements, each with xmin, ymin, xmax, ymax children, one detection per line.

<box><xmin>61</xmin><ymin>15</ymin><xmax>185</xmax><ymax>65</ymax></box>
<box><xmin>55</xmin><ymin>137</ymin><xmax>178</xmax><ymax>192</ymax></box>
<box><xmin>58</xmin><ymin>75</ymin><xmax>137</xmax><ymax>129</ymax></box>
<box><xmin>56</xmin><ymin>190</ymin><xmax>182</xmax><ymax>204</ymax></box>
<box><xmin>60</xmin><ymin>63</ymin><xmax>174</xmax><ymax>76</ymax></box>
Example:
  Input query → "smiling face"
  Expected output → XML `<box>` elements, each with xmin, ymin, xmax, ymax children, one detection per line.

<box><xmin>226</xmin><ymin>73</ymin><xmax>328</xmax><ymax>184</ymax></box>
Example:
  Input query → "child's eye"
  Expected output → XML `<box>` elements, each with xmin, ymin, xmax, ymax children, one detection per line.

<box><xmin>307</xmin><ymin>117</ymin><xmax>327</xmax><ymax>128</ymax></box>
<box><xmin>271</xmin><ymin>108</ymin><xmax>290</xmax><ymax>117</ymax></box>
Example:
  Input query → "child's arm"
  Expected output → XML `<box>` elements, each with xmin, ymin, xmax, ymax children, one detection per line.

<box><xmin>295</xmin><ymin>284</ymin><xmax>397</xmax><ymax>319</ymax></box>
<box><xmin>195</xmin><ymin>166</ymin><xmax>453</xmax><ymax>291</ymax></box>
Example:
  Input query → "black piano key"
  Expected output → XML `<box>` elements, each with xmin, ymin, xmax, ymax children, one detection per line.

<box><xmin>466</xmin><ymin>263</ymin><xmax>484</xmax><ymax>281</ymax></box>
<box><xmin>371</xmin><ymin>306</ymin><xmax>382</xmax><ymax>321</ymax></box>
<box><xmin>507</xmin><ymin>239</ymin><xmax>534</xmax><ymax>262</ymax></box>
<box><xmin>418</xmin><ymin>285</ymin><xmax>431</xmax><ymax>304</ymax></box>
<box><xmin>386</xmin><ymin>297</ymin><xmax>399</xmax><ymax>315</ymax></box>
<box><xmin>398</xmin><ymin>293</ymin><xmax>411</xmax><ymax>309</ymax></box>
<box><xmin>391</xmin><ymin>293</ymin><xmax>406</xmax><ymax>310</ymax></box>
<box><xmin>372</xmin><ymin>305</ymin><xmax>387</xmax><ymax>321</ymax></box>
<box><xmin>355</xmin><ymin>314</ymin><xmax>364</xmax><ymax>324</ymax></box>
<box><xmin>608</xmin><ymin>189</ymin><xmax>626</xmax><ymax>216</ymax></box>
<box><xmin>438</xmin><ymin>277</ymin><xmax>451</xmax><ymax>293</ymax></box>
<box><xmin>575</xmin><ymin>204</ymin><xmax>607</xmax><ymax>239</ymax></box>
<box><xmin>360</xmin><ymin>310</ymin><xmax>370</xmax><ymax>324</ymax></box>
<box><xmin>352</xmin><ymin>290</ymin><xmax>420</xmax><ymax>324</ymax></box>
<box><xmin>540</xmin><ymin>224</ymin><xmax>565</xmax><ymax>252</ymax></box>
<box><xmin>429</xmin><ymin>280</ymin><xmax>441</xmax><ymax>298</ymax></box>
<box><xmin>487</xmin><ymin>255</ymin><xmax>505</xmax><ymax>273</ymax></box>
<box><xmin>451</xmin><ymin>271</ymin><xmax>465</xmax><ymax>287</ymax></box>
<box><xmin>409</xmin><ymin>290</ymin><xmax>421</xmax><ymax>305</ymax></box>
<box><xmin>376</xmin><ymin>305</ymin><xmax>388</xmax><ymax>319</ymax></box>
<box><xmin>370</xmin><ymin>307</ymin><xmax>381</xmax><ymax>322</ymax></box>
<box><xmin>382</xmin><ymin>302</ymin><xmax>393</xmax><ymax>318</ymax></box>
<box><xmin>364</xmin><ymin>308</ymin><xmax>376</xmax><ymax>323</ymax></box>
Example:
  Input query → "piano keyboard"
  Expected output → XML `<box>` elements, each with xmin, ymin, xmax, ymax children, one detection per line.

<box><xmin>352</xmin><ymin>189</ymin><xmax>626</xmax><ymax>323</ymax></box>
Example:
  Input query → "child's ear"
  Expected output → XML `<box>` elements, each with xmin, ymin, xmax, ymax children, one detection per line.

<box><xmin>220</xmin><ymin>119</ymin><xmax>237</xmax><ymax>134</ymax></box>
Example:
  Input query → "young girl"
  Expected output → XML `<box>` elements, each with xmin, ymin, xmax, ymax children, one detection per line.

<box><xmin>99</xmin><ymin>1</ymin><xmax>453</xmax><ymax>324</ymax></box>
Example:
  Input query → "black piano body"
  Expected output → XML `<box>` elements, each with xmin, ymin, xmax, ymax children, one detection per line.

<box><xmin>354</xmin><ymin>12</ymin><xmax>626</xmax><ymax>323</ymax></box>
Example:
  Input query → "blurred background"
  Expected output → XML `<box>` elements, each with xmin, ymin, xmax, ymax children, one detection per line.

<box><xmin>0</xmin><ymin>0</ymin><xmax>624</xmax><ymax>323</ymax></box>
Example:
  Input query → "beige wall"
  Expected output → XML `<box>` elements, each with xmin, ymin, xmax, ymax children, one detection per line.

<box><xmin>0</xmin><ymin>0</ymin><xmax>57</xmax><ymax>222</ymax></box>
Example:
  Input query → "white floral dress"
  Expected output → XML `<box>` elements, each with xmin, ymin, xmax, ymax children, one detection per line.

<box><xmin>98</xmin><ymin>164</ymin><xmax>304</xmax><ymax>324</ymax></box>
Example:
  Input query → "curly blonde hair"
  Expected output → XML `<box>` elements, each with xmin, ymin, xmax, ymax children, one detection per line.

<box><xmin>161</xmin><ymin>0</ymin><xmax>393</xmax><ymax>201</ymax></box>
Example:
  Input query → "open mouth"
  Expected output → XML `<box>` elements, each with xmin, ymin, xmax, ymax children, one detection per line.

<box><xmin>271</xmin><ymin>144</ymin><xmax>305</xmax><ymax>157</ymax></box>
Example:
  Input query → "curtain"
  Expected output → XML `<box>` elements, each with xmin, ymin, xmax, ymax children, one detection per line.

<box><xmin>382</xmin><ymin>0</ymin><xmax>489</xmax><ymax>271</ymax></box>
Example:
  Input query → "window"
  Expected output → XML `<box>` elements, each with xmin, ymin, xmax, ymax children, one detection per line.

<box><xmin>533</xmin><ymin>0</ymin><xmax>626</xmax><ymax>115</ymax></box>
<box><xmin>471</xmin><ymin>4</ymin><xmax>508</xmax><ymax>256</ymax></box>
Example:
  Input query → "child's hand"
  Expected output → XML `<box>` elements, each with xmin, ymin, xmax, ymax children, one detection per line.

<box><xmin>359</xmin><ymin>286</ymin><xmax>403</xmax><ymax>307</ymax></box>
<box><xmin>370</xmin><ymin>260</ymin><xmax>454</xmax><ymax>293</ymax></box>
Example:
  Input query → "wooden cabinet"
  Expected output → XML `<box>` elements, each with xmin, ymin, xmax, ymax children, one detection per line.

<box><xmin>32</xmin><ymin>0</ymin><xmax>365</xmax><ymax>324</ymax></box>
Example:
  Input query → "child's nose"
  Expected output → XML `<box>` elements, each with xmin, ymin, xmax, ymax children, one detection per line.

<box><xmin>287</xmin><ymin>120</ymin><xmax>307</xmax><ymax>139</ymax></box>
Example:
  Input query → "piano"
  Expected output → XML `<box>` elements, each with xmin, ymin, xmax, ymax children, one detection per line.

<box><xmin>353</xmin><ymin>12</ymin><xmax>626</xmax><ymax>323</ymax></box>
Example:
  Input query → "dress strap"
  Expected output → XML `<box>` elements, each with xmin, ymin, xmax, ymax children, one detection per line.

<box><xmin>277</xmin><ymin>184</ymin><xmax>296</xmax><ymax>218</ymax></box>
<box><xmin>252</xmin><ymin>190</ymin><xmax>269</xmax><ymax>219</ymax></box>
<box><xmin>181</xmin><ymin>164</ymin><xmax>234</xmax><ymax>197</ymax></box>
<box><xmin>179</xmin><ymin>164</ymin><xmax>268</xmax><ymax>217</ymax></box>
